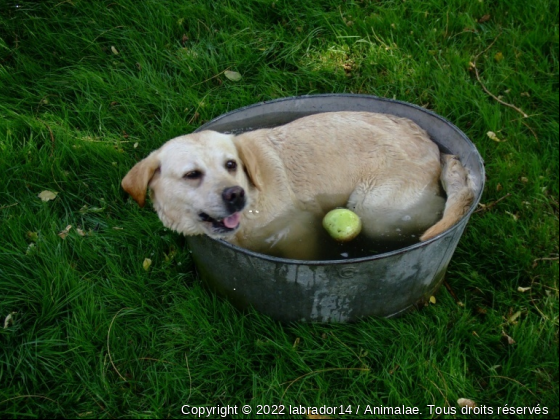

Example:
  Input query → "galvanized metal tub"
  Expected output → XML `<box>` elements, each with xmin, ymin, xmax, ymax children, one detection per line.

<box><xmin>187</xmin><ymin>94</ymin><xmax>485</xmax><ymax>322</ymax></box>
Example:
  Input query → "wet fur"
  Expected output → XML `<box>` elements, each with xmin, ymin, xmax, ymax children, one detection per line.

<box><xmin>122</xmin><ymin>112</ymin><xmax>474</xmax><ymax>260</ymax></box>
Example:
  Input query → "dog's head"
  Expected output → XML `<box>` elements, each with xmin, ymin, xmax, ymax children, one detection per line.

<box><xmin>121</xmin><ymin>131</ymin><xmax>252</xmax><ymax>239</ymax></box>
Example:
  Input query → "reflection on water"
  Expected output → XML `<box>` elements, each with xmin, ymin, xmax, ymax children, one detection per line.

<box><xmin>244</xmin><ymin>209</ymin><xmax>427</xmax><ymax>261</ymax></box>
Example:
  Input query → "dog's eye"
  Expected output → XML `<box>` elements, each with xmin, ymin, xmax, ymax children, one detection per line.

<box><xmin>183</xmin><ymin>170</ymin><xmax>203</xmax><ymax>180</ymax></box>
<box><xmin>225</xmin><ymin>160</ymin><xmax>237</xmax><ymax>171</ymax></box>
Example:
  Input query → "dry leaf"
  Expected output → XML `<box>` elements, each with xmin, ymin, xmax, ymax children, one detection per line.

<box><xmin>457</xmin><ymin>398</ymin><xmax>477</xmax><ymax>408</ymax></box>
<box><xmin>501</xmin><ymin>330</ymin><xmax>516</xmax><ymax>345</ymax></box>
<box><xmin>27</xmin><ymin>231</ymin><xmax>39</xmax><ymax>242</ymax></box>
<box><xmin>26</xmin><ymin>243</ymin><xmax>36</xmax><ymax>255</ymax></box>
<box><xmin>496</xmin><ymin>183</ymin><xmax>502</xmax><ymax>191</ymax></box>
<box><xmin>517</xmin><ymin>286</ymin><xmax>531</xmax><ymax>293</ymax></box>
<box><xmin>76</xmin><ymin>228</ymin><xmax>86</xmax><ymax>237</ymax></box>
<box><xmin>224</xmin><ymin>70</ymin><xmax>242</xmax><ymax>81</ymax></box>
<box><xmin>494</xmin><ymin>52</ymin><xmax>504</xmax><ymax>62</ymax></box>
<box><xmin>429</xmin><ymin>295</ymin><xmax>436</xmax><ymax>304</ymax></box>
<box><xmin>38</xmin><ymin>190</ymin><xmax>58</xmax><ymax>202</ymax></box>
<box><xmin>58</xmin><ymin>225</ymin><xmax>72</xmax><ymax>240</ymax></box>
<box><xmin>293</xmin><ymin>337</ymin><xmax>301</xmax><ymax>348</ymax></box>
<box><xmin>508</xmin><ymin>310</ymin><xmax>522</xmax><ymax>324</ymax></box>
<box><xmin>111</xmin><ymin>46</ymin><xmax>119</xmax><ymax>55</ymax></box>
<box><xmin>486</xmin><ymin>131</ymin><xmax>505</xmax><ymax>142</ymax></box>
<box><xmin>505</xmin><ymin>211</ymin><xmax>519</xmax><ymax>221</ymax></box>
<box><xmin>143</xmin><ymin>258</ymin><xmax>152</xmax><ymax>271</ymax></box>
<box><xmin>3</xmin><ymin>312</ymin><xmax>17</xmax><ymax>329</ymax></box>
<box><xmin>478</xmin><ymin>14</ymin><xmax>491</xmax><ymax>23</ymax></box>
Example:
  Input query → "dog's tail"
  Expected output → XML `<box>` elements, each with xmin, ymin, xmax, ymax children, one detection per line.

<box><xmin>420</xmin><ymin>154</ymin><xmax>474</xmax><ymax>241</ymax></box>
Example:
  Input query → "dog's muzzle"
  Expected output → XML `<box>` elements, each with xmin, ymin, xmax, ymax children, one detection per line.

<box><xmin>198</xmin><ymin>186</ymin><xmax>246</xmax><ymax>234</ymax></box>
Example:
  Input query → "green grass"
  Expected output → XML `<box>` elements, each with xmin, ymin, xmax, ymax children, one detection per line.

<box><xmin>1</xmin><ymin>0</ymin><xmax>558</xmax><ymax>418</ymax></box>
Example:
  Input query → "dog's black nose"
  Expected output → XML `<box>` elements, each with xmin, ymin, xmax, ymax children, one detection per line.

<box><xmin>222</xmin><ymin>186</ymin><xmax>246</xmax><ymax>212</ymax></box>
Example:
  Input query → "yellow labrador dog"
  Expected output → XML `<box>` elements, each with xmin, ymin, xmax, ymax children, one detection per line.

<box><xmin>122</xmin><ymin>112</ymin><xmax>473</xmax><ymax>260</ymax></box>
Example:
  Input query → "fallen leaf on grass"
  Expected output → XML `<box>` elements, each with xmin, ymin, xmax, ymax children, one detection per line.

<box><xmin>457</xmin><ymin>398</ymin><xmax>477</xmax><ymax>408</ymax></box>
<box><xmin>494</xmin><ymin>52</ymin><xmax>504</xmax><ymax>62</ymax></box>
<box><xmin>505</xmin><ymin>211</ymin><xmax>519</xmax><ymax>221</ymax></box>
<box><xmin>143</xmin><ymin>258</ymin><xmax>152</xmax><ymax>271</ymax></box>
<box><xmin>508</xmin><ymin>310</ymin><xmax>522</xmax><ymax>324</ymax></box>
<box><xmin>38</xmin><ymin>190</ymin><xmax>58</xmax><ymax>201</ymax></box>
<box><xmin>517</xmin><ymin>286</ymin><xmax>531</xmax><ymax>293</ymax></box>
<box><xmin>501</xmin><ymin>330</ymin><xmax>516</xmax><ymax>345</ymax></box>
<box><xmin>58</xmin><ymin>225</ymin><xmax>72</xmax><ymax>239</ymax></box>
<box><xmin>487</xmin><ymin>131</ymin><xmax>505</xmax><ymax>142</ymax></box>
<box><xmin>478</xmin><ymin>14</ymin><xmax>491</xmax><ymax>23</ymax></box>
<box><xmin>111</xmin><ymin>46</ymin><xmax>119</xmax><ymax>55</ymax></box>
<box><xmin>3</xmin><ymin>312</ymin><xmax>17</xmax><ymax>329</ymax></box>
<box><xmin>429</xmin><ymin>295</ymin><xmax>436</xmax><ymax>304</ymax></box>
<box><xmin>26</xmin><ymin>243</ymin><xmax>36</xmax><ymax>255</ymax></box>
<box><xmin>224</xmin><ymin>70</ymin><xmax>242</xmax><ymax>81</ymax></box>
<box><xmin>76</xmin><ymin>228</ymin><xmax>86</xmax><ymax>237</ymax></box>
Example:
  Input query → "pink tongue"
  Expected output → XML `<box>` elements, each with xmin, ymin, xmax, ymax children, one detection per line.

<box><xmin>223</xmin><ymin>212</ymin><xmax>241</xmax><ymax>229</ymax></box>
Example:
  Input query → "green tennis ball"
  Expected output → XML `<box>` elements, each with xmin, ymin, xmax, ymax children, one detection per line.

<box><xmin>322</xmin><ymin>208</ymin><xmax>362</xmax><ymax>242</ymax></box>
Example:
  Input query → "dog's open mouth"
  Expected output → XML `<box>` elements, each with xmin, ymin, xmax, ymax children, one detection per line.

<box><xmin>199</xmin><ymin>212</ymin><xmax>241</xmax><ymax>233</ymax></box>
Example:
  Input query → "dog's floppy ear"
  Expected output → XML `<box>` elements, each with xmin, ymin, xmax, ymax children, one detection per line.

<box><xmin>234</xmin><ymin>137</ymin><xmax>263</xmax><ymax>191</ymax></box>
<box><xmin>121</xmin><ymin>151</ymin><xmax>160</xmax><ymax>207</ymax></box>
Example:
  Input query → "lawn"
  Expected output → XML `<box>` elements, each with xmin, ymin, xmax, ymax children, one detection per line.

<box><xmin>0</xmin><ymin>0</ymin><xmax>558</xmax><ymax>418</ymax></box>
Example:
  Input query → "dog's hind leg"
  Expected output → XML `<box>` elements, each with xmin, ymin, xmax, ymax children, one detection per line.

<box><xmin>349</xmin><ymin>178</ymin><xmax>445</xmax><ymax>241</ymax></box>
<box><xmin>419</xmin><ymin>154</ymin><xmax>474</xmax><ymax>241</ymax></box>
